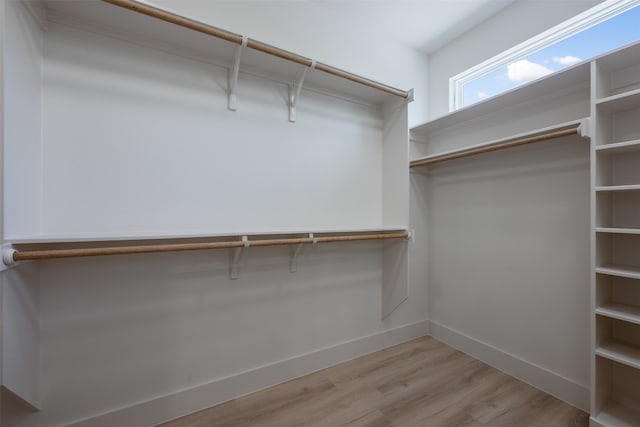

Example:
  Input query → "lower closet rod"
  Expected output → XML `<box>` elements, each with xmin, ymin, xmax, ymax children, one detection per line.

<box><xmin>6</xmin><ymin>231</ymin><xmax>409</xmax><ymax>263</ymax></box>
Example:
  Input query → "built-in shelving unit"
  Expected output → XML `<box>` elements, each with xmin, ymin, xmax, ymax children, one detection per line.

<box><xmin>591</xmin><ymin>42</ymin><xmax>640</xmax><ymax>427</ymax></box>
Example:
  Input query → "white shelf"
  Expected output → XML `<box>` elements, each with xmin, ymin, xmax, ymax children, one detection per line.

<box><xmin>6</xmin><ymin>226</ymin><xmax>410</xmax><ymax>245</ymax></box>
<box><xmin>596</xmin><ymin>228</ymin><xmax>640</xmax><ymax>235</ymax></box>
<box><xmin>596</xmin><ymin>184</ymin><xmax>640</xmax><ymax>192</ymax></box>
<box><xmin>596</xmin><ymin>342</ymin><xmax>640</xmax><ymax>370</ymax></box>
<box><xmin>596</xmin><ymin>139</ymin><xmax>640</xmax><ymax>154</ymax></box>
<box><xmin>409</xmin><ymin>119</ymin><xmax>585</xmax><ymax>166</ymax></box>
<box><xmin>596</xmin><ymin>304</ymin><xmax>640</xmax><ymax>326</ymax></box>
<box><xmin>595</xmin><ymin>41</ymin><xmax>640</xmax><ymax>74</ymax></box>
<box><xmin>596</xmin><ymin>265</ymin><xmax>640</xmax><ymax>280</ymax></box>
<box><xmin>42</xmin><ymin>0</ymin><xmax>406</xmax><ymax>106</ymax></box>
<box><xmin>596</xmin><ymin>89</ymin><xmax>640</xmax><ymax>113</ymax></box>
<box><xmin>411</xmin><ymin>63</ymin><xmax>590</xmax><ymax>136</ymax></box>
<box><xmin>592</xmin><ymin>402</ymin><xmax>640</xmax><ymax>427</ymax></box>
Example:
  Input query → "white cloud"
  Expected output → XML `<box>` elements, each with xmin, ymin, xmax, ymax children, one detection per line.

<box><xmin>552</xmin><ymin>55</ymin><xmax>581</xmax><ymax>66</ymax></box>
<box><xmin>506</xmin><ymin>59</ymin><xmax>552</xmax><ymax>83</ymax></box>
<box><xmin>477</xmin><ymin>91</ymin><xmax>489</xmax><ymax>100</ymax></box>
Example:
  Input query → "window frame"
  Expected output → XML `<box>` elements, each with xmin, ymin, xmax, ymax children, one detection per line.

<box><xmin>449</xmin><ymin>0</ymin><xmax>640</xmax><ymax>111</ymax></box>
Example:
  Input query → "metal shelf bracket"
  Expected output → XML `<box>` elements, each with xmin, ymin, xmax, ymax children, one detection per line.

<box><xmin>228</xmin><ymin>36</ymin><xmax>248</xmax><ymax>111</ymax></box>
<box><xmin>230</xmin><ymin>235</ymin><xmax>249</xmax><ymax>279</ymax></box>
<box><xmin>290</xmin><ymin>233</ymin><xmax>313</xmax><ymax>273</ymax></box>
<box><xmin>289</xmin><ymin>60</ymin><xmax>315</xmax><ymax>122</ymax></box>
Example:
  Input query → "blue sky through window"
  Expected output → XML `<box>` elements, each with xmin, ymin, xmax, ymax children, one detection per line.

<box><xmin>463</xmin><ymin>5</ymin><xmax>640</xmax><ymax>106</ymax></box>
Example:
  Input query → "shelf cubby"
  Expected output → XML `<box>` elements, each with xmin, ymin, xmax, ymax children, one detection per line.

<box><xmin>592</xmin><ymin>357</ymin><xmax>640</xmax><ymax>427</ymax></box>
<box><xmin>595</xmin><ymin>147</ymin><xmax>640</xmax><ymax>187</ymax></box>
<box><xmin>596</xmin><ymin>317</ymin><xmax>640</xmax><ymax>368</ymax></box>
<box><xmin>596</xmin><ymin>89</ymin><xmax>640</xmax><ymax>113</ymax></box>
<box><xmin>593</xmin><ymin>107</ymin><xmax>640</xmax><ymax>147</ymax></box>
<box><xmin>596</xmin><ymin>274</ymin><xmax>640</xmax><ymax>323</ymax></box>
<box><xmin>593</xmin><ymin>42</ymin><xmax>640</xmax><ymax>100</ymax></box>
<box><xmin>596</xmin><ymin>192</ymin><xmax>640</xmax><ymax>229</ymax></box>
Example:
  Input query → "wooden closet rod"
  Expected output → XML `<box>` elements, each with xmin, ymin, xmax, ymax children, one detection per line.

<box><xmin>8</xmin><ymin>231</ymin><xmax>409</xmax><ymax>262</ymax></box>
<box><xmin>101</xmin><ymin>0</ymin><xmax>410</xmax><ymax>99</ymax></box>
<box><xmin>409</xmin><ymin>126</ymin><xmax>580</xmax><ymax>168</ymax></box>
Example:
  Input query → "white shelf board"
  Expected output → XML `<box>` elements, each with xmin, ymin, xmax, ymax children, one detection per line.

<box><xmin>409</xmin><ymin>119</ymin><xmax>585</xmax><ymax>165</ymax></box>
<box><xmin>595</xmin><ymin>40</ymin><xmax>640</xmax><ymax>73</ymax></box>
<box><xmin>6</xmin><ymin>226</ymin><xmax>410</xmax><ymax>245</ymax></box>
<box><xmin>596</xmin><ymin>342</ymin><xmax>640</xmax><ymax>370</ymax></box>
<box><xmin>596</xmin><ymin>88</ymin><xmax>640</xmax><ymax>113</ymax></box>
<box><xmin>596</xmin><ymin>184</ymin><xmax>640</xmax><ymax>192</ymax></box>
<box><xmin>596</xmin><ymin>304</ymin><xmax>640</xmax><ymax>326</ymax></box>
<box><xmin>596</xmin><ymin>265</ymin><xmax>640</xmax><ymax>280</ymax></box>
<box><xmin>596</xmin><ymin>228</ymin><xmax>640</xmax><ymax>235</ymax></box>
<box><xmin>596</xmin><ymin>139</ymin><xmax>640</xmax><ymax>154</ymax></box>
<box><xmin>592</xmin><ymin>402</ymin><xmax>640</xmax><ymax>427</ymax></box>
<box><xmin>42</xmin><ymin>0</ymin><xmax>405</xmax><ymax>106</ymax></box>
<box><xmin>410</xmin><ymin>62</ymin><xmax>590</xmax><ymax>137</ymax></box>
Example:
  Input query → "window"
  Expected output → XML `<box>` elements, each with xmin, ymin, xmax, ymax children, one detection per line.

<box><xmin>450</xmin><ymin>0</ymin><xmax>640</xmax><ymax>110</ymax></box>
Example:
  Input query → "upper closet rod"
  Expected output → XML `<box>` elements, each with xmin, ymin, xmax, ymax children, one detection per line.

<box><xmin>409</xmin><ymin>126</ymin><xmax>581</xmax><ymax>168</ymax></box>
<box><xmin>3</xmin><ymin>231</ymin><xmax>409</xmax><ymax>263</ymax></box>
<box><xmin>101</xmin><ymin>0</ymin><xmax>411</xmax><ymax>99</ymax></box>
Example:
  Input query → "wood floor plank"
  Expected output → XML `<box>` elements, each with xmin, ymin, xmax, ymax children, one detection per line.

<box><xmin>157</xmin><ymin>337</ymin><xmax>588</xmax><ymax>427</ymax></box>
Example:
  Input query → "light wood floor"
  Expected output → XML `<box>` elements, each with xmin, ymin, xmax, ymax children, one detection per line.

<box><xmin>158</xmin><ymin>337</ymin><xmax>588</xmax><ymax>427</ymax></box>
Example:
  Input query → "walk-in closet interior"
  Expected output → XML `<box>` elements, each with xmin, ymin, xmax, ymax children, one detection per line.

<box><xmin>1</xmin><ymin>0</ymin><xmax>639</xmax><ymax>426</ymax></box>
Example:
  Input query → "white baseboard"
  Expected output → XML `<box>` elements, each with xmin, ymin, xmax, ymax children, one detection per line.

<box><xmin>67</xmin><ymin>320</ymin><xmax>430</xmax><ymax>427</ymax></box>
<box><xmin>428</xmin><ymin>320</ymin><xmax>589</xmax><ymax>412</ymax></box>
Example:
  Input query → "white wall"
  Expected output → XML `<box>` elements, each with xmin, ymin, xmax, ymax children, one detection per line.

<box><xmin>150</xmin><ymin>0</ymin><xmax>430</xmax><ymax>127</ymax></box>
<box><xmin>428</xmin><ymin>0</ymin><xmax>602</xmax><ymax>119</ymax></box>
<box><xmin>424</xmin><ymin>138</ymin><xmax>591</xmax><ymax>409</ymax></box>
<box><xmin>40</xmin><ymin>22</ymin><xmax>384</xmax><ymax>236</ymax></box>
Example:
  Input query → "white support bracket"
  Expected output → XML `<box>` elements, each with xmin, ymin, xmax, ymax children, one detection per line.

<box><xmin>578</xmin><ymin>117</ymin><xmax>591</xmax><ymax>139</ymax></box>
<box><xmin>289</xmin><ymin>233</ymin><xmax>313</xmax><ymax>273</ymax></box>
<box><xmin>230</xmin><ymin>235</ymin><xmax>249</xmax><ymax>280</ymax></box>
<box><xmin>289</xmin><ymin>60</ymin><xmax>315</xmax><ymax>123</ymax></box>
<box><xmin>1</xmin><ymin>244</ymin><xmax>18</xmax><ymax>272</ymax></box>
<box><xmin>406</xmin><ymin>88</ymin><xmax>415</xmax><ymax>103</ymax></box>
<box><xmin>228</xmin><ymin>36</ymin><xmax>248</xmax><ymax>111</ymax></box>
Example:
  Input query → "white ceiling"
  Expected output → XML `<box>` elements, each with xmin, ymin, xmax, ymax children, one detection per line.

<box><xmin>310</xmin><ymin>0</ymin><xmax>516</xmax><ymax>54</ymax></box>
